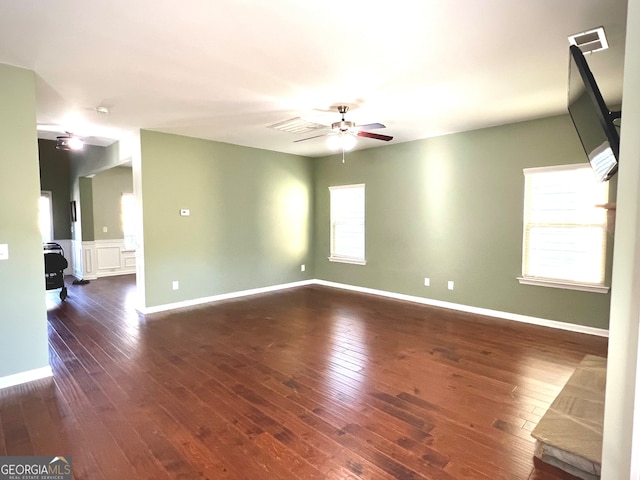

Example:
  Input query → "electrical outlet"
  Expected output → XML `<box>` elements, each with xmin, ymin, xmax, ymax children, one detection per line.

<box><xmin>301</xmin><ymin>264</ymin><xmax>306</xmax><ymax>272</ymax></box>
<box><xmin>424</xmin><ymin>277</ymin><xmax>430</xmax><ymax>286</ymax></box>
<box><xmin>172</xmin><ymin>280</ymin><xmax>179</xmax><ymax>290</ymax></box>
<box><xmin>448</xmin><ymin>281</ymin><xmax>454</xmax><ymax>290</ymax></box>
<box><xmin>102</xmin><ymin>226</ymin><xmax>108</xmax><ymax>233</ymax></box>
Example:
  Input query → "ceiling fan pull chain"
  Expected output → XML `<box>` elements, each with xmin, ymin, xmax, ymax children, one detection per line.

<box><xmin>342</xmin><ymin>147</ymin><xmax>346</xmax><ymax>163</ymax></box>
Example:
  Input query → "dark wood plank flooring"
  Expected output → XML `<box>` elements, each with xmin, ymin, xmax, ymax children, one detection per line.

<box><xmin>0</xmin><ymin>275</ymin><xmax>607</xmax><ymax>479</ymax></box>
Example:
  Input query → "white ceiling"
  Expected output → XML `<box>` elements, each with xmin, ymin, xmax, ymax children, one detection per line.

<box><xmin>0</xmin><ymin>0</ymin><xmax>628</xmax><ymax>157</ymax></box>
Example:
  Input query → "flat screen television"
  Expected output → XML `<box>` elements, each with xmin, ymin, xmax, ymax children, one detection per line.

<box><xmin>567</xmin><ymin>44</ymin><xmax>620</xmax><ymax>182</ymax></box>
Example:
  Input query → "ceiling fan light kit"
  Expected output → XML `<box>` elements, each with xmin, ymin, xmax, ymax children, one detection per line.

<box><xmin>56</xmin><ymin>133</ymin><xmax>84</xmax><ymax>151</ymax></box>
<box><xmin>327</xmin><ymin>133</ymin><xmax>356</xmax><ymax>151</ymax></box>
<box><xmin>294</xmin><ymin>105</ymin><xmax>393</xmax><ymax>162</ymax></box>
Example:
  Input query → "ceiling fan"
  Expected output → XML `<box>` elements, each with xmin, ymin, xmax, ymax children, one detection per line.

<box><xmin>36</xmin><ymin>124</ymin><xmax>85</xmax><ymax>150</ymax></box>
<box><xmin>37</xmin><ymin>123</ymin><xmax>119</xmax><ymax>149</ymax></box>
<box><xmin>294</xmin><ymin>105</ymin><xmax>393</xmax><ymax>148</ymax></box>
<box><xmin>55</xmin><ymin>132</ymin><xmax>84</xmax><ymax>151</ymax></box>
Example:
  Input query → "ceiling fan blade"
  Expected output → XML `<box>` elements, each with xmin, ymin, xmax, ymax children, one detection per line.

<box><xmin>357</xmin><ymin>131</ymin><xmax>393</xmax><ymax>141</ymax></box>
<box><xmin>357</xmin><ymin>123</ymin><xmax>386</xmax><ymax>130</ymax></box>
<box><xmin>293</xmin><ymin>133</ymin><xmax>329</xmax><ymax>143</ymax></box>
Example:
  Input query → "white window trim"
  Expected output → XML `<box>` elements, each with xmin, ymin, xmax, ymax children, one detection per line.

<box><xmin>328</xmin><ymin>256</ymin><xmax>367</xmax><ymax>265</ymax></box>
<box><xmin>520</xmin><ymin>163</ymin><xmax>609</xmax><ymax>293</ymax></box>
<box><xmin>329</xmin><ymin>183</ymin><xmax>366</xmax><ymax>265</ymax></box>
<box><xmin>523</xmin><ymin>163</ymin><xmax>590</xmax><ymax>175</ymax></box>
<box><xmin>517</xmin><ymin>276</ymin><xmax>609</xmax><ymax>294</ymax></box>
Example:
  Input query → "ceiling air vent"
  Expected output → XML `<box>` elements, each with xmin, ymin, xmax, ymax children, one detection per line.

<box><xmin>568</xmin><ymin>26</ymin><xmax>609</xmax><ymax>54</ymax></box>
<box><xmin>268</xmin><ymin>117</ymin><xmax>326</xmax><ymax>134</ymax></box>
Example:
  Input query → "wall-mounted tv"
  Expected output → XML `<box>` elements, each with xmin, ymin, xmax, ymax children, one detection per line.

<box><xmin>567</xmin><ymin>44</ymin><xmax>621</xmax><ymax>182</ymax></box>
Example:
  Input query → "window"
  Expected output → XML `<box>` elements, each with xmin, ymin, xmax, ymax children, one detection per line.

<box><xmin>39</xmin><ymin>191</ymin><xmax>53</xmax><ymax>244</ymax></box>
<box><xmin>121</xmin><ymin>193</ymin><xmax>136</xmax><ymax>251</ymax></box>
<box><xmin>329</xmin><ymin>184</ymin><xmax>366</xmax><ymax>264</ymax></box>
<box><xmin>520</xmin><ymin>164</ymin><xmax>609</xmax><ymax>292</ymax></box>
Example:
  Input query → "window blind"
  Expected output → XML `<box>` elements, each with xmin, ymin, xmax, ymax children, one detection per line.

<box><xmin>329</xmin><ymin>184</ymin><xmax>365</xmax><ymax>264</ymax></box>
<box><xmin>522</xmin><ymin>165</ymin><xmax>608</xmax><ymax>286</ymax></box>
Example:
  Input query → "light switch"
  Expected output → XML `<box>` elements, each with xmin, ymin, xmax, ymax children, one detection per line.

<box><xmin>0</xmin><ymin>244</ymin><xmax>7</xmax><ymax>260</ymax></box>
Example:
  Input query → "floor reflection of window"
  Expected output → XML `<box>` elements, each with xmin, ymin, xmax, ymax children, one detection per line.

<box><xmin>327</xmin><ymin>312</ymin><xmax>369</xmax><ymax>395</ymax></box>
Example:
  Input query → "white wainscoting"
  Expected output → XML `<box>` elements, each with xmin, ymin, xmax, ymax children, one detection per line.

<box><xmin>81</xmin><ymin>241</ymin><xmax>97</xmax><ymax>279</ymax></box>
<box><xmin>77</xmin><ymin>239</ymin><xmax>136</xmax><ymax>280</ymax></box>
<box><xmin>71</xmin><ymin>239</ymin><xmax>83</xmax><ymax>279</ymax></box>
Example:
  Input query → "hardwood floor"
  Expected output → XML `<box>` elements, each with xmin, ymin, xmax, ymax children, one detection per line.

<box><xmin>0</xmin><ymin>275</ymin><xmax>607</xmax><ymax>479</ymax></box>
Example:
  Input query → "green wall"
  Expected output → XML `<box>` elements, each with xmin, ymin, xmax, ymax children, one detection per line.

<box><xmin>71</xmin><ymin>142</ymin><xmax>120</xmax><ymax>178</ymax></box>
<box><xmin>70</xmin><ymin>143</ymin><xmax>123</xmax><ymax>243</ymax></box>
<box><xmin>140</xmin><ymin>130</ymin><xmax>314</xmax><ymax>308</ymax></box>
<box><xmin>0</xmin><ymin>64</ymin><xmax>49</xmax><ymax>378</ymax></box>
<box><xmin>92</xmin><ymin>166</ymin><xmax>133</xmax><ymax>240</ymax></box>
<box><xmin>313</xmin><ymin>114</ymin><xmax>612</xmax><ymax>329</ymax></box>
<box><xmin>38</xmin><ymin>139</ymin><xmax>72</xmax><ymax>240</ymax></box>
<box><xmin>79</xmin><ymin>177</ymin><xmax>95</xmax><ymax>242</ymax></box>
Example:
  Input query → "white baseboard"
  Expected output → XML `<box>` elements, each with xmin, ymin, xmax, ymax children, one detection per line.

<box><xmin>0</xmin><ymin>365</ymin><xmax>53</xmax><ymax>390</ymax></box>
<box><xmin>136</xmin><ymin>278</ymin><xmax>608</xmax><ymax>337</ymax></box>
<box><xmin>95</xmin><ymin>270</ymin><xmax>132</xmax><ymax>278</ymax></box>
<box><xmin>315</xmin><ymin>280</ymin><xmax>609</xmax><ymax>337</ymax></box>
<box><xmin>138</xmin><ymin>279</ymin><xmax>316</xmax><ymax>314</ymax></box>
